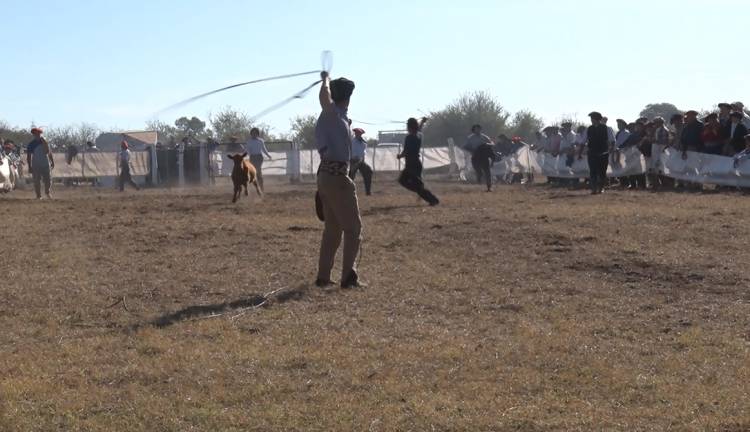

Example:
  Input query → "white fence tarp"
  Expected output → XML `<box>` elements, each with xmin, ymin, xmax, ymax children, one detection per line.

<box><xmin>488</xmin><ymin>146</ymin><xmax>648</xmax><ymax>179</ymax></box>
<box><xmin>28</xmin><ymin>151</ymin><xmax>150</xmax><ymax>178</ymax></box>
<box><xmin>212</xmin><ymin>147</ymin><xmax>456</xmax><ymax>177</ymax></box>
<box><xmin>68</xmin><ymin>144</ymin><xmax>750</xmax><ymax>188</ymax></box>
<box><xmin>486</xmin><ymin>145</ymin><xmax>750</xmax><ymax>187</ymax></box>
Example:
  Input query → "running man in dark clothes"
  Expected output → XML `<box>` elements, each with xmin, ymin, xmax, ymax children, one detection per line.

<box><xmin>397</xmin><ymin>117</ymin><xmax>439</xmax><ymax>206</ymax></box>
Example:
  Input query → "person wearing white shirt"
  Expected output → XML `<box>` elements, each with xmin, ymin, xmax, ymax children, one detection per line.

<box><xmin>559</xmin><ymin>122</ymin><xmax>576</xmax><ymax>153</ymax></box>
<box><xmin>602</xmin><ymin>117</ymin><xmax>617</xmax><ymax>147</ymax></box>
<box><xmin>117</xmin><ymin>140</ymin><xmax>140</xmax><ymax>192</ymax></box>
<box><xmin>348</xmin><ymin>128</ymin><xmax>373</xmax><ymax>195</ymax></box>
<box><xmin>559</xmin><ymin>122</ymin><xmax>579</xmax><ymax>183</ymax></box>
<box><xmin>614</xmin><ymin>119</ymin><xmax>631</xmax><ymax>149</ymax></box>
<box><xmin>245</xmin><ymin>127</ymin><xmax>272</xmax><ymax>191</ymax></box>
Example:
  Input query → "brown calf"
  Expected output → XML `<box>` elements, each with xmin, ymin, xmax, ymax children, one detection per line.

<box><xmin>227</xmin><ymin>153</ymin><xmax>262</xmax><ymax>203</ymax></box>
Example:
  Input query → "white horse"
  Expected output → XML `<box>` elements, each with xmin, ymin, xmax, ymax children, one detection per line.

<box><xmin>0</xmin><ymin>154</ymin><xmax>18</xmax><ymax>192</ymax></box>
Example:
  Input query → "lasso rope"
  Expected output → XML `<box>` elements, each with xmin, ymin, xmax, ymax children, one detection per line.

<box><xmin>156</xmin><ymin>51</ymin><xmax>334</xmax><ymax>119</ymax></box>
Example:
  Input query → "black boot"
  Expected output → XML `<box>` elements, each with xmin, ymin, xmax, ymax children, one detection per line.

<box><xmin>341</xmin><ymin>270</ymin><xmax>366</xmax><ymax>289</ymax></box>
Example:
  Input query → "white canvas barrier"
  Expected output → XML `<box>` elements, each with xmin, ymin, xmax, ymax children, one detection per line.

<box><xmin>485</xmin><ymin>145</ymin><xmax>750</xmax><ymax>187</ymax></box>
<box><xmin>25</xmin><ymin>151</ymin><xmax>150</xmax><ymax>178</ymax></box>
<box><xmin>218</xmin><ymin>146</ymin><xmax>457</xmax><ymax>178</ymax></box>
<box><xmin>209</xmin><ymin>144</ymin><xmax>750</xmax><ymax>188</ymax></box>
<box><xmin>484</xmin><ymin>146</ymin><xmax>648</xmax><ymax>179</ymax></box>
<box><xmin>660</xmin><ymin>147</ymin><xmax>750</xmax><ymax>187</ymax></box>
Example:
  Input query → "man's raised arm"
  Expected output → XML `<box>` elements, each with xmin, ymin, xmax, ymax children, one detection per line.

<box><xmin>318</xmin><ymin>71</ymin><xmax>334</xmax><ymax>113</ymax></box>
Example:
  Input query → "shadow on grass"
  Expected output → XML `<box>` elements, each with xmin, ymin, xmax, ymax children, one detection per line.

<box><xmin>150</xmin><ymin>284</ymin><xmax>311</xmax><ymax>328</ymax></box>
<box><xmin>362</xmin><ymin>204</ymin><xmax>422</xmax><ymax>216</ymax></box>
<box><xmin>151</xmin><ymin>296</ymin><xmax>266</xmax><ymax>328</ymax></box>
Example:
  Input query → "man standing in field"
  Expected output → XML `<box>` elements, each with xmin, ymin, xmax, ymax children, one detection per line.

<box><xmin>246</xmin><ymin>127</ymin><xmax>272</xmax><ymax>191</ymax></box>
<box><xmin>464</xmin><ymin>124</ymin><xmax>494</xmax><ymax>192</ymax></box>
<box><xmin>314</xmin><ymin>71</ymin><xmax>363</xmax><ymax>289</ymax></box>
<box><xmin>117</xmin><ymin>140</ymin><xmax>141</xmax><ymax>192</ymax></box>
<box><xmin>579</xmin><ymin>112</ymin><xmax>609</xmax><ymax>194</ymax></box>
<box><xmin>26</xmin><ymin>127</ymin><xmax>54</xmax><ymax>199</ymax></box>
<box><xmin>349</xmin><ymin>128</ymin><xmax>373</xmax><ymax>196</ymax></box>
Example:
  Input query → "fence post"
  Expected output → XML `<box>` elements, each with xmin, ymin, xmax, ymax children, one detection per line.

<box><xmin>291</xmin><ymin>141</ymin><xmax>301</xmax><ymax>183</ymax></box>
<box><xmin>199</xmin><ymin>141</ymin><xmax>207</xmax><ymax>185</ymax></box>
<box><xmin>178</xmin><ymin>145</ymin><xmax>185</xmax><ymax>186</ymax></box>
<box><xmin>447</xmin><ymin>138</ymin><xmax>456</xmax><ymax>177</ymax></box>
<box><xmin>310</xmin><ymin>149</ymin><xmax>314</xmax><ymax>176</ymax></box>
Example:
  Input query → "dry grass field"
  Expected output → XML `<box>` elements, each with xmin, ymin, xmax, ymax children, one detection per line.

<box><xmin>1</xmin><ymin>178</ymin><xmax>749</xmax><ymax>431</ymax></box>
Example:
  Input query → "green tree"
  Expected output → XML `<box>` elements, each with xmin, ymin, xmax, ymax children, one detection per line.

<box><xmin>508</xmin><ymin>110</ymin><xmax>545</xmax><ymax>141</ymax></box>
<box><xmin>174</xmin><ymin>116</ymin><xmax>210</xmax><ymax>140</ymax></box>
<box><xmin>289</xmin><ymin>114</ymin><xmax>317</xmax><ymax>149</ymax></box>
<box><xmin>145</xmin><ymin>119</ymin><xmax>179</xmax><ymax>145</ymax></box>
<box><xmin>209</xmin><ymin>107</ymin><xmax>271</xmax><ymax>142</ymax></box>
<box><xmin>639</xmin><ymin>103</ymin><xmax>683</xmax><ymax>121</ymax></box>
<box><xmin>422</xmin><ymin>91</ymin><xmax>510</xmax><ymax>147</ymax></box>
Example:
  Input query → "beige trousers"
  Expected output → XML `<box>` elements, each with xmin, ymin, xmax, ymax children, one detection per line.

<box><xmin>317</xmin><ymin>171</ymin><xmax>362</xmax><ymax>282</ymax></box>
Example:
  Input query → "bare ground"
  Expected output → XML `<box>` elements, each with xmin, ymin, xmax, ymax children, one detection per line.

<box><xmin>1</xmin><ymin>178</ymin><xmax>749</xmax><ymax>431</ymax></box>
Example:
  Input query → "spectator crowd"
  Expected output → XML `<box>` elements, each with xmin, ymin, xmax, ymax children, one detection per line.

<box><xmin>488</xmin><ymin>102</ymin><xmax>750</xmax><ymax>192</ymax></box>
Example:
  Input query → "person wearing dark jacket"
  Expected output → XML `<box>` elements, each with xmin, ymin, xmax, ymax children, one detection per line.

<box><xmin>679</xmin><ymin>110</ymin><xmax>705</xmax><ymax>191</ymax></box>
<box><xmin>397</xmin><ymin>117</ymin><xmax>439</xmax><ymax>205</ymax></box>
<box><xmin>680</xmin><ymin>110</ymin><xmax>704</xmax><ymax>157</ymax></box>
<box><xmin>723</xmin><ymin>111</ymin><xmax>749</xmax><ymax>155</ymax></box>
<box><xmin>464</xmin><ymin>124</ymin><xmax>495</xmax><ymax>190</ymax></box>
<box><xmin>579</xmin><ymin>111</ymin><xmax>609</xmax><ymax>194</ymax></box>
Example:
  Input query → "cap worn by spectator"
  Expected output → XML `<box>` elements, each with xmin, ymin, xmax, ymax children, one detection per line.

<box><xmin>31</xmin><ymin>127</ymin><xmax>43</xmax><ymax>134</ymax></box>
<box><xmin>684</xmin><ymin>110</ymin><xmax>699</xmax><ymax>117</ymax></box>
<box><xmin>719</xmin><ymin>102</ymin><xmax>732</xmax><ymax>109</ymax></box>
<box><xmin>588</xmin><ymin>111</ymin><xmax>603</xmax><ymax>120</ymax></box>
<box><xmin>352</xmin><ymin>128</ymin><xmax>365</xmax><ymax>135</ymax></box>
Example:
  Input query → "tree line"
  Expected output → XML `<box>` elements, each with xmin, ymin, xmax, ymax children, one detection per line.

<box><xmin>2</xmin><ymin>96</ymin><xmax>725</xmax><ymax>152</ymax></box>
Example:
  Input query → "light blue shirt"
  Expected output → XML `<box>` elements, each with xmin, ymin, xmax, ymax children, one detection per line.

<box><xmin>246</xmin><ymin>137</ymin><xmax>269</xmax><ymax>156</ymax></box>
<box><xmin>615</xmin><ymin>129</ymin><xmax>631</xmax><ymax>149</ymax></box>
<box><xmin>351</xmin><ymin>137</ymin><xmax>367</xmax><ymax>159</ymax></box>
<box><xmin>27</xmin><ymin>138</ymin><xmax>50</xmax><ymax>171</ymax></box>
<box><xmin>315</xmin><ymin>106</ymin><xmax>352</xmax><ymax>163</ymax></box>
<box><xmin>465</xmin><ymin>133</ymin><xmax>492</xmax><ymax>152</ymax></box>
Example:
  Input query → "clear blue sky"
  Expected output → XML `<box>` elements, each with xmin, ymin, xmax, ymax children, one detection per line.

<box><xmin>1</xmin><ymin>0</ymin><xmax>747</xmax><ymax>136</ymax></box>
